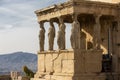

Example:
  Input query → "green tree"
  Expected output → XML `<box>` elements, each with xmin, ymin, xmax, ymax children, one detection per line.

<box><xmin>22</xmin><ymin>65</ymin><xmax>34</xmax><ymax>78</ymax></box>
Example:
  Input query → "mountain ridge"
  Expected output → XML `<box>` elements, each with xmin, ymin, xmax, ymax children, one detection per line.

<box><xmin>0</xmin><ymin>52</ymin><xmax>37</xmax><ymax>74</ymax></box>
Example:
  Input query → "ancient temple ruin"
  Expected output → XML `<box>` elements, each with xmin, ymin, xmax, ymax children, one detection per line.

<box><xmin>32</xmin><ymin>0</ymin><xmax>120</xmax><ymax>80</ymax></box>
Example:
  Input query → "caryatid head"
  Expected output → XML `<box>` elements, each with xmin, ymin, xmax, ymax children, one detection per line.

<box><xmin>72</xmin><ymin>13</ymin><xmax>78</xmax><ymax>22</ymax></box>
<box><xmin>58</xmin><ymin>16</ymin><xmax>64</xmax><ymax>24</ymax></box>
<box><xmin>39</xmin><ymin>21</ymin><xmax>44</xmax><ymax>29</ymax></box>
<box><xmin>49</xmin><ymin>20</ymin><xmax>54</xmax><ymax>27</ymax></box>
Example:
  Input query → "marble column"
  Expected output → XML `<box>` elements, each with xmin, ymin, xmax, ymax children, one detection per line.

<box><xmin>70</xmin><ymin>14</ymin><xmax>81</xmax><ymax>49</ymax></box>
<box><xmin>112</xmin><ymin>21</ymin><xmax>119</xmax><ymax>72</ymax></box>
<box><xmin>57</xmin><ymin>16</ymin><xmax>66</xmax><ymax>50</ymax></box>
<box><xmin>93</xmin><ymin>14</ymin><xmax>101</xmax><ymax>49</ymax></box>
<box><xmin>113</xmin><ymin>17</ymin><xmax>120</xmax><ymax>73</ymax></box>
<box><xmin>48</xmin><ymin>20</ymin><xmax>55</xmax><ymax>50</ymax></box>
<box><xmin>80</xmin><ymin>31</ymin><xmax>86</xmax><ymax>50</ymax></box>
<box><xmin>117</xmin><ymin>18</ymin><xmax>120</xmax><ymax>73</ymax></box>
<box><xmin>118</xmin><ymin>17</ymin><xmax>120</xmax><ymax>31</ymax></box>
<box><xmin>39</xmin><ymin>21</ymin><xmax>45</xmax><ymax>51</ymax></box>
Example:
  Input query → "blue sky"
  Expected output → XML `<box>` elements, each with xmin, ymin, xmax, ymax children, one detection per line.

<box><xmin>0</xmin><ymin>0</ymin><xmax>69</xmax><ymax>54</ymax></box>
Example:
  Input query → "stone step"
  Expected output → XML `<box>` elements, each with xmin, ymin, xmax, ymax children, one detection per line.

<box><xmin>31</xmin><ymin>78</ymin><xmax>47</xmax><ymax>80</ymax></box>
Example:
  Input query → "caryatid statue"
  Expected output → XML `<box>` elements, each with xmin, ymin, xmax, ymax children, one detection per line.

<box><xmin>70</xmin><ymin>14</ymin><xmax>80</xmax><ymax>49</ymax></box>
<box><xmin>39</xmin><ymin>21</ymin><xmax>45</xmax><ymax>51</ymax></box>
<box><xmin>57</xmin><ymin>17</ymin><xmax>66</xmax><ymax>50</ymax></box>
<box><xmin>93</xmin><ymin>14</ymin><xmax>101</xmax><ymax>49</ymax></box>
<box><xmin>48</xmin><ymin>20</ymin><xmax>55</xmax><ymax>50</ymax></box>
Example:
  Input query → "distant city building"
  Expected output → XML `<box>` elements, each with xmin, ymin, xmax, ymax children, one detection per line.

<box><xmin>11</xmin><ymin>71</ymin><xmax>19</xmax><ymax>80</ymax></box>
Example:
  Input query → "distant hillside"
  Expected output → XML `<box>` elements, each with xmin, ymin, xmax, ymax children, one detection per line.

<box><xmin>0</xmin><ymin>52</ymin><xmax>37</xmax><ymax>74</ymax></box>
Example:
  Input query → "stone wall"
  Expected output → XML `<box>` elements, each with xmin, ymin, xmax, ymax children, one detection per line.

<box><xmin>18</xmin><ymin>76</ymin><xmax>30</xmax><ymax>80</ymax></box>
<box><xmin>33</xmin><ymin>49</ymin><xmax>103</xmax><ymax>80</ymax></box>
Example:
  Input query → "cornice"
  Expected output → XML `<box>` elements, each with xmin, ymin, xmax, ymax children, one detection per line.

<box><xmin>35</xmin><ymin>0</ymin><xmax>119</xmax><ymax>17</ymax></box>
<box><xmin>35</xmin><ymin>1</ymin><xmax>72</xmax><ymax>16</ymax></box>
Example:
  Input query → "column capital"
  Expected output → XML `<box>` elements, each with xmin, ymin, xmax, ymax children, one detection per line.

<box><xmin>72</xmin><ymin>13</ymin><xmax>78</xmax><ymax>20</ymax></box>
<box><xmin>93</xmin><ymin>14</ymin><xmax>102</xmax><ymax>20</ymax></box>
<box><xmin>94</xmin><ymin>14</ymin><xmax>102</xmax><ymax>17</ymax></box>
<box><xmin>49</xmin><ymin>20</ymin><xmax>54</xmax><ymax>28</ymax></box>
<box><xmin>49</xmin><ymin>19</ymin><xmax>53</xmax><ymax>23</ymax></box>
<box><xmin>39</xmin><ymin>21</ymin><xmax>45</xmax><ymax>29</ymax></box>
<box><xmin>58</xmin><ymin>16</ymin><xmax>64</xmax><ymax>24</ymax></box>
<box><xmin>114</xmin><ymin>16</ymin><xmax>120</xmax><ymax>31</ymax></box>
<box><xmin>48</xmin><ymin>18</ymin><xmax>54</xmax><ymax>22</ymax></box>
<box><xmin>38</xmin><ymin>21</ymin><xmax>44</xmax><ymax>24</ymax></box>
<box><xmin>49</xmin><ymin>18</ymin><xmax>53</xmax><ymax>21</ymax></box>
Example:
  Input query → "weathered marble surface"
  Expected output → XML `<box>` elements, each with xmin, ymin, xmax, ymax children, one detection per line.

<box><xmin>33</xmin><ymin>0</ymin><xmax>120</xmax><ymax>80</ymax></box>
<box><xmin>48</xmin><ymin>21</ymin><xmax>55</xmax><ymax>50</ymax></box>
<box><xmin>39</xmin><ymin>22</ymin><xmax>45</xmax><ymax>51</ymax></box>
